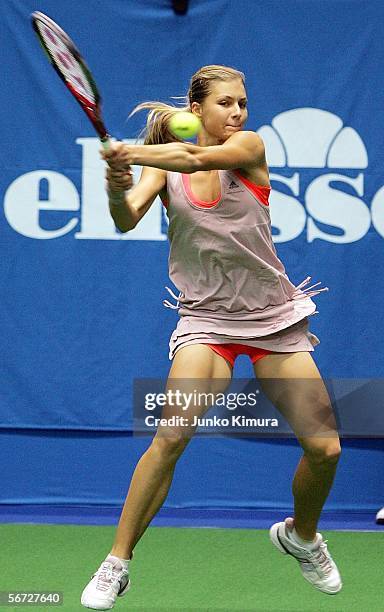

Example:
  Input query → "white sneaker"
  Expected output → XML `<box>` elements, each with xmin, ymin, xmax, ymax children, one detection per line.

<box><xmin>376</xmin><ymin>507</ymin><xmax>384</xmax><ymax>524</ymax></box>
<box><xmin>81</xmin><ymin>555</ymin><xmax>131</xmax><ymax>610</ymax></box>
<box><xmin>269</xmin><ymin>517</ymin><xmax>342</xmax><ymax>594</ymax></box>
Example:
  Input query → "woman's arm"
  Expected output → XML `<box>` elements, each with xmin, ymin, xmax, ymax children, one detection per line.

<box><xmin>107</xmin><ymin>165</ymin><xmax>166</xmax><ymax>232</ymax></box>
<box><xmin>193</xmin><ymin>131</ymin><xmax>266</xmax><ymax>171</ymax></box>
<box><xmin>102</xmin><ymin>131</ymin><xmax>265</xmax><ymax>174</ymax></box>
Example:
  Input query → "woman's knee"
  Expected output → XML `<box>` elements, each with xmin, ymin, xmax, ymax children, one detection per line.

<box><xmin>151</xmin><ymin>431</ymin><xmax>191</xmax><ymax>463</ymax></box>
<box><xmin>302</xmin><ymin>438</ymin><xmax>342</xmax><ymax>466</ymax></box>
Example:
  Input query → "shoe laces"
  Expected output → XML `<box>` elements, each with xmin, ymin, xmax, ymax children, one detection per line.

<box><xmin>94</xmin><ymin>561</ymin><xmax>124</xmax><ymax>592</ymax></box>
<box><xmin>308</xmin><ymin>539</ymin><xmax>333</xmax><ymax>576</ymax></box>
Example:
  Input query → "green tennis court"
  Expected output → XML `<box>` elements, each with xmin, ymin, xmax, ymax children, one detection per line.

<box><xmin>2</xmin><ymin>524</ymin><xmax>383</xmax><ymax>611</ymax></box>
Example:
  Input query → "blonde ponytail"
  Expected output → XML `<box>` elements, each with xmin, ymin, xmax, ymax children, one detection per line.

<box><xmin>129</xmin><ymin>99</ymin><xmax>191</xmax><ymax>145</ymax></box>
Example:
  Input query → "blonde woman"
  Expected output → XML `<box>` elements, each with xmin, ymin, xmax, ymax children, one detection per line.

<box><xmin>81</xmin><ymin>65</ymin><xmax>342</xmax><ymax>610</ymax></box>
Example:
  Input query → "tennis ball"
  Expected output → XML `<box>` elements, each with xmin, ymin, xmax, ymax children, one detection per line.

<box><xmin>169</xmin><ymin>112</ymin><xmax>201</xmax><ymax>139</ymax></box>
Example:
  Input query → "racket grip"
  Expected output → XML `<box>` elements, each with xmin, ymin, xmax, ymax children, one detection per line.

<box><xmin>101</xmin><ymin>136</ymin><xmax>111</xmax><ymax>151</ymax></box>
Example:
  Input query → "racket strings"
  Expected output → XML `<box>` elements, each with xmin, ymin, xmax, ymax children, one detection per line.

<box><xmin>35</xmin><ymin>21</ymin><xmax>95</xmax><ymax>105</ymax></box>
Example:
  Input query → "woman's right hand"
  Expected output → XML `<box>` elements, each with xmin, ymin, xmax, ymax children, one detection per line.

<box><xmin>105</xmin><ymin>165</ymin><xmax>134</xmax><ymax>194</ymax></box>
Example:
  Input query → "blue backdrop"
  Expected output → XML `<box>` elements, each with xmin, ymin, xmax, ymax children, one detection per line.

<box><xmin>1</xmin><ymin>0</ymin><xmax>383</xmax><ymax>511</ymax></box>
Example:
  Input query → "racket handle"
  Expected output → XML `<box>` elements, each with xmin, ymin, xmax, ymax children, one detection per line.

<box><xmin>101</xmin><ymin>136</ymin><xmax>111</xmax><ymax>151</ymax></box>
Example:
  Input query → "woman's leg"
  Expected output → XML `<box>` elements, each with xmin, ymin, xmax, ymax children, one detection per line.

<box><xmin>253</xmin><ymin>351</ymin><xmax>341</xmax><ymax>541</ymax></box>
<box><xmin>110</xmin><ymin>344</ymin><xmax>232</xmax><ymax>559</ymax></box>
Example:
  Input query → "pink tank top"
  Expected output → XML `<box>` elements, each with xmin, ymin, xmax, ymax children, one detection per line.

<box><xmin>162</xmin><ymin>169</ymin><xmax>327</xmax><ymax>338</ymax></box>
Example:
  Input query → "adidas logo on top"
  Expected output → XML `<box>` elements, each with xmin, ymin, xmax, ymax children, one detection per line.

<box><xmin>227</xmin><ymin>180</ymin><xmax>243</xmax><ymax>193</ymax></box>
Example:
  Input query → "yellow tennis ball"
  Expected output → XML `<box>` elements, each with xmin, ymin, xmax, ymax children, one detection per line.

<box><xmin>169</xmin><ymin>112</ymin><xmax>201</xmax><ymax>139</ymax></box>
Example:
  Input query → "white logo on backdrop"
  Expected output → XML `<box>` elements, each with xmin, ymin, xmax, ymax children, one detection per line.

<box><xmin>259</xmin><ymin>108</ymin><xmax>368</xmax><ymax>168</ymax></box>
<box><xmin>3</xmin><ymin>108</ymin><xmax>384</xmax><ymax>242</ymax></box>
<box><xmin>258</xmin><ymin>108</ymin><xmax>377</xmax><ymax>243</ymax></box>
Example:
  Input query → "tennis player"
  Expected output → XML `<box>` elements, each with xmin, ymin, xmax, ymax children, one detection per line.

<box><xmin>81</xmin><ymin>65</ymin><xmax>342</xmax><ymax>610</ymax></box>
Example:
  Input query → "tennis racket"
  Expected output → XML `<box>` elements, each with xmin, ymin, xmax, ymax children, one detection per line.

<box><xmin>31</xmin><ymin>11</ymin><xmax>110</xmax><ymax>149</ymax></box>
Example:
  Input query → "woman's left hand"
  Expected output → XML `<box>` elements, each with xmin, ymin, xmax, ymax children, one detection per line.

<box><xmin>100</xmin><ymin>141</ymin><xmax>133</xmax><ymax>170</ymax></box>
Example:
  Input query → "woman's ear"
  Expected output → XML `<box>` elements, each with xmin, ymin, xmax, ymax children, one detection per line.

<box><xmin>190</xmin><ymin>101</ymin><xmax>202</xmax><ymax>118</ymax></box>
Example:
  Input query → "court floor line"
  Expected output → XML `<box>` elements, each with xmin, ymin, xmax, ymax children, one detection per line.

<box><xmin>0</xmin><ymin>504</ymin><xmax>383</xmax><ymax>531</ymax></box>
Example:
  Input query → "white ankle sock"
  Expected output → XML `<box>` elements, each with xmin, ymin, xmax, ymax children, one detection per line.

<box><xmin>106</xmin><ymin>554</ymin><xmax>129</xmax><ymax>569</ymax></box>
<box><xmin>290</xmin><ymin>527</ymin><xmax>318</xmax><ymax>549</ymax></box>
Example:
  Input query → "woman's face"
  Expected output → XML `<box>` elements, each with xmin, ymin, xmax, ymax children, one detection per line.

<box><xmin>192</xmin><ymin>78</ymin><xmax>248</xmax><ymax>144</ymax></box>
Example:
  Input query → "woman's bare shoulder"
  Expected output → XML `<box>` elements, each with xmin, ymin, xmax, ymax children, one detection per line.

<box><xmin>235</xmin><ymin>132</ymin><xmax>269</xmax><ymax>186</ymax></box>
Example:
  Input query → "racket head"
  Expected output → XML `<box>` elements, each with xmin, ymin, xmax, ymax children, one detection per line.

<box><xmin>31</xmin><ymin>11</ymin><xmax>109</xmax><ymax>142</ymax></box>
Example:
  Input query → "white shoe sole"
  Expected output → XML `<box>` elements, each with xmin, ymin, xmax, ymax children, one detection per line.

<box><xmin>269</xmin><ymin>522</ymin><xmax>342</xmax><ymax>595</ymax></box>
<box><xmin>81</xmin><ymin>578</ymin><xmax>131</xmax><ymax>610</ymax></box>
